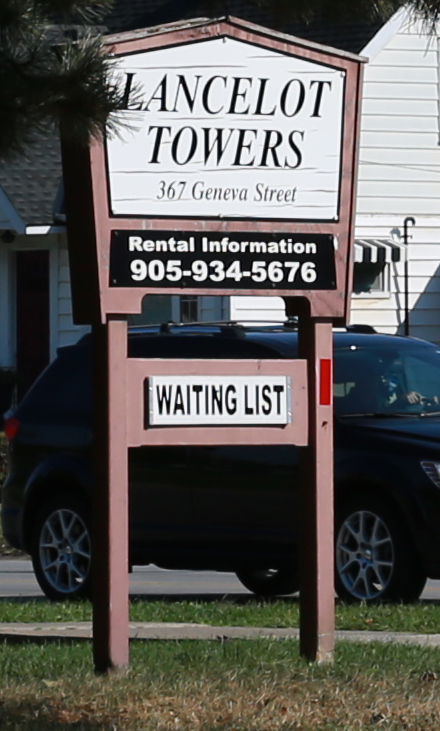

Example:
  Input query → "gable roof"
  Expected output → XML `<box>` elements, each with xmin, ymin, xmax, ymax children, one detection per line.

<box><xmin>0</xmin><ymin>2</ymin><xmax>395</xmax><ymax>230</ymax></box>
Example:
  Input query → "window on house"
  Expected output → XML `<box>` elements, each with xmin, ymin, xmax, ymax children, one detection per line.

<box><xmin>127</xmin><ymin>295</ymin><xmax>173</xmax><ymax>325</ymax></box>
<box><xmin>353</xmin><ymin>263</ymin><xmax>389</xmax><ymax>295</ymax></box>
<box><xmin>127</xmin><ymin>295</ymin><xmax>229</xmax><ymax>325</ymax></box>
<box><xmin>180</xmin><ymin>296</ymin><xmax>199</xmax><ymax>323</ymax></box>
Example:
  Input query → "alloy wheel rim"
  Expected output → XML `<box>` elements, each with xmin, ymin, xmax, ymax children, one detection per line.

<box><xmin>39</xmin><ymin>508</ymin><xmax>91</xmax><ymax>594</ymax></box>
<box><xmin>336</xmin><ymin>510</ymin><xmax>394</xmax><ymax>600</ymax></box>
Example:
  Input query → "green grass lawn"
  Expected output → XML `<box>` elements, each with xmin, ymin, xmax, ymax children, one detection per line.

<box><xmin>0</xmin><ymin>639</ymin><xmax>440</xmax><ymax>730</ymax></box>
<box><xmin>1</xmin><ymin>595</ymin><xmax>440</xmax><ymax>634</ymax></box>
<box><xmin>3</xmin><ymin>434</ymin><xmax>440</xmax><ymax>728</ymax></box>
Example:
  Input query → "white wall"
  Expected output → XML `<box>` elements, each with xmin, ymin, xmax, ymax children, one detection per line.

<box><xmin>351</xmin><ymin>216</ymin><xmax>440</xmax><ymax>342</ymax></box>
<box><xmin>0</xmin><ymin>188</ymin><xmax>25</xmax><ymax>233</ymax></box>
<box><xmin>231</xmin><ymin>15</ymin><xmax>440</xmax><ymax>341</ymax></box>
<box><xmin>0</xmin><ymin>241</ymin><xmax>15</xmax><ymax>368</ymax></box>
<box><xmin>351</xmin><ymin>15</ymin><xmax>440</xmax><ymax>342</ymax></box>
<box><xmin>56</xmin><ymin>239</ymin><xmax>90</xmax><ymax>348</ymax></box>
<box><xmin>230</xmin><ymin>295</ymin><xmax>286</xmax><ymax>323</ymax></box>
<box><xmin>0</xmin><ymin>209</ymin><xmax>12</xmax><ymax>229</ymax></box>
<box><xmin>197</xmin><ymin>296</ymin><xmax>230</xmax><ymax>322</ymax></box>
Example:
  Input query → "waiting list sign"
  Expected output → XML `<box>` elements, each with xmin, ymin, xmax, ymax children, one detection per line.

<box><xmin>147</xmin><ymin>375</ymin><xmax>291</xmax><ymax>426</ymax></box>
<box><xmin>107</xmin><ymin>37</ymin><xmax>345</xmax><ymax>221</ymax></box>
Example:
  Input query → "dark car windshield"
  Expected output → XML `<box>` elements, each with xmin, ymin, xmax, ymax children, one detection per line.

<box><xmin>334</xmin><ymin>343</ymin><xmax>440</xmax><ymax>417</ymax></box>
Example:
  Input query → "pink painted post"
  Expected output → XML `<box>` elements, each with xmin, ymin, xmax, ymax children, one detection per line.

<box><xmin>92</xmin><ymin>319</ymin><xmax>130</xmax><ymax>673</ymax></box>
<box><xmin>298</xmin><ymin>316</ymin><xmax>335</xmax><ymax>663</ymax></box>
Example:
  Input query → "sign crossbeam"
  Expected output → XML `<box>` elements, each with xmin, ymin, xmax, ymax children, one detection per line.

<box><xmin>126</xmin><ymin>358</ymin><xmax>308</xmax><ymax>447</ymax></box>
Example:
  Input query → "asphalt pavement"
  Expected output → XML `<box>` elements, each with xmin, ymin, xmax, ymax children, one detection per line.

<box><xmin>1</xmin><ymin>558</ymin><xmax>440</xmax><ymax>645</ymax></box>
<box><xmin>1</xmin><ymin>557</ymin><xmax>440</xmax><ymax>600</ymax></box>
<box><xmin>0</xmin><ymin>558</ymin><xmax>250</xmax><ymax>599</ymax></box>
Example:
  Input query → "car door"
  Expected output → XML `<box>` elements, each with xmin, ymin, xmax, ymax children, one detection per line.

<box><xmin>190</xmin><ymin>443</ymin><xmax>300</xmax><ymax>561</ymax></box>
<box><xmin>185</xmin><ymin>338</ymin><xmax>301</xmax><ymax>563</ymax></box>
<box><xmin>128</xmin><ymin>335</ymin><xmax>198</xmax><ymax>561</ymax></box>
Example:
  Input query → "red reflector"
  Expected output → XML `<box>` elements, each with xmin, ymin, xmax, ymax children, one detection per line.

<box><xmin>320</xmin><ymin>359</ymin><xmax>332</xmax><ymax>406</ymax></box>
<box><xmin>4</xmin><ymin>417</ymin><xmax>19</xmax><ymax>442</ymax></box>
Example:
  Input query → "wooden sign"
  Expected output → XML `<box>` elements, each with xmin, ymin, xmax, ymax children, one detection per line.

<box><xmin>60</xmin><ymin>17</ymin><xmax>364</xmax><ymax>672</ymax></box>
<box><xmin>108</xmin><ymin>38</ymin><xmax>345</xmax><ymax>222</ymax></box>
<box><xmin>61</xmin><ymin>16</ymin><xmax>364</xmax><ymax>325</ymax></box>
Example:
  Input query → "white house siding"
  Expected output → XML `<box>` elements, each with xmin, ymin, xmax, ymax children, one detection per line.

<box><xmin>196</xmin><ymin>295</ymin><xmax>230</xmax><ymax>322</ymax></box>
<box><xmin>0</xmin><ymin>188</ymin><xmax>25</xmax><ymax>234</ymax></box>
<box><xmin>231</xmin><ymin>15</ymin><xmax>440</xmax><ymax>341</ymax></box>
<box><xmin>56</xmin><ymin>238</ymin><xmax>90</xmax><ymax>349</ymax></box>
<box><xmin>0</xmin><ymin>241</ymin><xmax>15</xmax><ymax>368</ymax></box>
<box><xmin>351</xmin><ymin>15</ymin><xmax>440</xmax><ymax>342</ymax></box>
<box><xmin>0</xmin><ymin>208</ymin><xmax>12</xmax><ymax>229</ymax></box>
<box><xmin>230</xmin><ymin>295</ymin><xmax>286</xmax><ymax>323</ymax></box>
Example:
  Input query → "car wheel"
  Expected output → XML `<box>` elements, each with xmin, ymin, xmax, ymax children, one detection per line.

<box><xmin>335</xmin><ymin>496</ymin><xmax>426</xmax><ymax>603</ymax></box>
<box><xmin>236</xmin><ymin>566</ymin><xmax>298</xmax><ymax>596</ymax></box>
<box><xmin>31</xmin><ymin>494</ymin><xmax>92</xmax><ymax>601</ymax></box>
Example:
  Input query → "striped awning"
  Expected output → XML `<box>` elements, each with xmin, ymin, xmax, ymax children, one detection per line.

<box><xmin>354</xmin><ymin>238</ymin><xmax>406</xmax><ymax>264</ymax></box>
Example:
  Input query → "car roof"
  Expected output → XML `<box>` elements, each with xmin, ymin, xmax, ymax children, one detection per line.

<box><xmin>74</xmin><ymin>322</ymin><xmax>439</xmax><ymax>359</ymax></box>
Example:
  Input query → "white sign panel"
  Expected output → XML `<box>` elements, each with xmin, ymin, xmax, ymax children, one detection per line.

<box><xmin>148</xmin><ymin>375</ymin><xmax>291</xmax><ymax>426</ymax></box>
<box><xmin>108</xmin><ymin>37</ymin><xmax>345</xmax><ymax>221</ymax></box>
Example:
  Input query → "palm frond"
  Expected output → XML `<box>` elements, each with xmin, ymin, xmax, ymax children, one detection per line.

<box><xmin>0</xmin><ymin>0</ymin><xmax>118</xmax><ymax>154</ymax></box>
<box><xmin>405</xmin><ymin>0</ymin><xmax>440</xmax><ymax>27</ymax></box>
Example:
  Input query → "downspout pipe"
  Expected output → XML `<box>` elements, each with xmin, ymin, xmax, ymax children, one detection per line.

<box><xmin>403</xmin><ymin>217</ymin><xmax>415</xmax><ymax>337</ymax></box>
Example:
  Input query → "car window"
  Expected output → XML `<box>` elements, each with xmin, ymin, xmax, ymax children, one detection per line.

<box><xmin>16</xmin><ymin>343</ymin><xmax>92</xmax><ymax>421</ymax></box>
<box><xmin>404</xmin><ymin>354</ymin><xmax>440</xmax><ymax>396</ymax></box>
<box><xmin>334</xmin><ymin>343</ymin><xmax>440</xmax><ymax>416</ymax></box>
<box><xmin>17</xmin><ymin>333</ymin><xmax>285</xmax><ymax>421</ymax></box>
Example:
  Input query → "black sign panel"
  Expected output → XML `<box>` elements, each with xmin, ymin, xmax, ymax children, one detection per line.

<box><xmin>109</xmin><ymin>231</ymin><xmax>336</xmax><ymax>290</ymax></box>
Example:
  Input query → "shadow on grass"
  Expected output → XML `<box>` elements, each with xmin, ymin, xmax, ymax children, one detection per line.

<box><xmin>0</xmin><ymin>701</ymin><xmax>104</xmax><ymax>731</ymax></box>
<box><xmin>0</xmin><ymin>597</ymin><xmax>50</xmax><ymax>604</ymax></box>
<box><xmin>0</xmin><ymin>635</ymin><xmax>90</xmax><ymax>646</ymax></box>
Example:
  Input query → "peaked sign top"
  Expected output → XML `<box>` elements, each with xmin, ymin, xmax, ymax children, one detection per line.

<box><xmin>61</xmin><ymin>16</ymin><xmax>365</xmax><ymax>324</ymax></box>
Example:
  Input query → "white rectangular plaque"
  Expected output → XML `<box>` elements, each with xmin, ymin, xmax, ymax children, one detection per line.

<box><xmin>107</xmin><ymin>37</ymin><xmax>345</xmax><ymax>221</ymax></box>
<box><xmin>147</xmin><ymin>375</ymin><xmax>292</xmax><ymax>426</ymax></box>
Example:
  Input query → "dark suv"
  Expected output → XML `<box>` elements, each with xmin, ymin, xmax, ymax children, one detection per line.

<box><xmin>3</xmin><ymin>322</ymin><xmax>440</xmax><ymax>603</ymax></box>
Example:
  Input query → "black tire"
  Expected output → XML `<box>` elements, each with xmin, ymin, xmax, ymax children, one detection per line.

<box><xmin>335</xmin><ymin>495</ymin><xmax>426</xmax><ymax>603</ymax></box>
<box><xmin>31</xmin><ymin>493</ymin><xmax>92</xmax><ymax>601</ymax></box>
<box><xmin>236</xmin><ymin>566</ymin><xmax>299</xmax><ymax>596</ymax></box>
